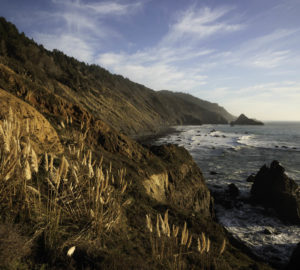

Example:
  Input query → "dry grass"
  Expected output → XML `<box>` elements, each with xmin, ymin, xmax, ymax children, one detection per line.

<box><xmin>0</xmin><ymin>110</ymin><xmax>130</xmax><ymax>262</ymax></box>
<box><xmin>146</xmin><ymin>210</ymin><xmax>227</xmax><ymax>270</ymax></box>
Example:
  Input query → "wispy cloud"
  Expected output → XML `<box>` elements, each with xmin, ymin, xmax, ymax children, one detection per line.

<box><xmin>249</xmin><ymin>50</ymin><xmax>290</xmax><ymax>68</ymax></box>
<box><xmin>97</xmin><ymin>6</ymin><xmax>241</xmax><ymax>90</ymax></box>
<box><xmin>32</xmin><ymin>0</ymin><xmax>142</xmax><ymax>63</ymax></box>
<box><xmin>52</xmin><ymin>0</ymin><xmax>142</xmax><ymax>16</ymax></box>
<box><xmin>35</xmin><ymin>33</ymin><xmax>94</xmax><ymax>62</ymax></box>
<box><xmin>99</xmin><ymin>51</ymin><xmax>208</xmax><ymax>90</ymax></box>
<box><xmin>161</xmin><ymin>6</ymin><xmax>243</xmax><ymax>45</ymax></box>
<box><xmin>211</xmin><ymin>29</ymin><xmax>300</xmax><ymax>69</ymax></box>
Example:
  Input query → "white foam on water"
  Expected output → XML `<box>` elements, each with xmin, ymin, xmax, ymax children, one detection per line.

<box><xmin>237</xmin><ymin>134</ymin><xmax>300</xmax><ymax>151</ymax></box>
<box><xmin>216</xmin><ymin>203</ymin><xmax>300</xmax><ymax>264</ymax></box>
<box><xmin>155</xmin><ymin>124</ymin><xmax>300</xmax><ymax>264</ymax></box>
<box><xmin>156</xmin><ymin>125</ymin><xmax>246</xmax><ymax>151</ymax></box>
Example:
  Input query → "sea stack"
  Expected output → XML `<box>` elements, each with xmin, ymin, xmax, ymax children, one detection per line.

<box><xmin>250</xmin><ymin>160</ymin><xmax>300</xmax><ymax>224</ymax></box>
<box><xmin>230</xmin><ymin>114</ymin><xmax>264</xmax><ymax>126</ymax></box>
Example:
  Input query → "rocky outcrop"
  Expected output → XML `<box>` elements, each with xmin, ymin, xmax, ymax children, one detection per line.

<box><xmin>230</xmin><ymin>114</ymin><xmax>264</xmax><ymax>126</ymax></box>
<box><xmin>0</xmin><ymin>89</ymin><xmax>62</xmax><ymax>154</ymax></box>
<box><xmin>287</xmin><ymin>242</ymin><xmax>300</xmax><ymax>270</ymax></box>
<box><xmin>250</xmin><ymin>160</ymin><xmax>300</xmax><ymax>224</ymax></box>
<box><xmin>149</xmin><ymin>144</ymin><xmax>214</xmax><ymax>218</ymax></box>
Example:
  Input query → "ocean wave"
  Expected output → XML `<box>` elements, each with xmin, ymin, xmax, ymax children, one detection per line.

<box><xmin>156</xmin><ymin>126</ymin><xmax>300</xmax><ymax>153</ymax></box>
<box><xmin>237</xmin><ymin>135</ymin><xmax>300</xmax><ymax>151</ymax></box>
<box><xmin>216</xmin><ymin>203</ymin><xmax>300</xmax><ymax>264</ymax></box>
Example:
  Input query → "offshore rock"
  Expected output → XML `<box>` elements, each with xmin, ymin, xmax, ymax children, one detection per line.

<box><xmin>250</xmin><ymin>160</ymin><xmax>300</xmax><ymax>224</ymax></box>
<box><xmin>230</xmin><ymin>114</ymin><xmax>264</xmax><ymax>126</ymax></box>
<box><xmin>247</xmin><ymin>174</ymin><xmax>256</xmax><ymax>182</ymax></box>
<box><xmin>227</xmin><ymin>183</ymin><xmax>240</xmax><ymax>199</ymax></box>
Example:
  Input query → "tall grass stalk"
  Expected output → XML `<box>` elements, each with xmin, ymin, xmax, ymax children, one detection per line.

<box><xmin>0</xmin><ymin>111</ymin><xmax>130</xmax><ymax>258</ymax></box>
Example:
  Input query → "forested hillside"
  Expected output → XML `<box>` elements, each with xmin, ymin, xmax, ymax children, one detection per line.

<box><xmin>0</xmin><ymin>17</ymin><xmax>234</xmax><ymax>135</ymax></box>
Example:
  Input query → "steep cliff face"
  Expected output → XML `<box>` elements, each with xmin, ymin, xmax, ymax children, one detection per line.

<box><xmin>0</xmin><ymin>17</ymin><xmax>234</xmax><ymax>135</ymax></box>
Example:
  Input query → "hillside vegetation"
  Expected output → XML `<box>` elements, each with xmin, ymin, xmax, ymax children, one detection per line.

<box><xmin>0</xmin><ymin>17</ymin><xmax>234</xmax><ymax>135</ymax></box>
<box><xmin>0</xmin><ymin>94</ymin><xmax>272</xmax><ymax>270</ymax></box>
<box><xmin>0</xmin><ymin>17</ymin><xmax>274</xmax><ymax>270</ymax></box>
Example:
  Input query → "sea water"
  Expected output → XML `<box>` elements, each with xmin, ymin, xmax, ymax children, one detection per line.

<box><xmin>155</xmin><ymin>122</ymin><xmax>300</xmax><ymax>265</ymax></box>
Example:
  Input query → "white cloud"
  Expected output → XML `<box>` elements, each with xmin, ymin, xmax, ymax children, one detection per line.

<box><xmin>32</xmin><ymin>0</ymin><xmax>143</xmax><ymax>63</ymax></box>
<box><xmin>211</xmin><ymin>29</ymin><xmax>300</xmax><ymax>70</ymax></box>
<box><xmin>97</xmin><ymin>45</ymin><xmax>212</xmax><ymax>90</ymax></box>
<box><xmin>85</xmin><ymin>1</ymin><xmax>142</xmax><ymax>15</ymax></box>
<box><xmin>97</xmin><ymin>6</ymin><xmax>242</xmax><ymax>91</ymax></box>
<box><xmin>98</xmin><ymin>53</ymin><xmax>208</xmax><ymax>90</ymax></box>
<box><xmin>161</xmin><ymin>6</ymin><xmax>243</xmax><ymax>45</ymax></box>
<box><xmin>249</xmin><ymin>50</ymin><xmax>290</xmax><ymax>68</ymax></box>
<box><xmin>34</xmin><ymin>33</ymin><xmax>94</xmax><ymax>63</ymax></box>
<box><xmin>52</xmin><ymin>0</ymin><xmax>141</xmax><ymax>16</ymax></box>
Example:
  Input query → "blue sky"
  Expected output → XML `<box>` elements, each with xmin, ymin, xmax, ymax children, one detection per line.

<box><xmin>1</xmin><ymin>0</ymin><xmax>300</xmax><ymax>120</ymax></box>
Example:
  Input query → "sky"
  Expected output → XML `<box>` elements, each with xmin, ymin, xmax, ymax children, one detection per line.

<box><xmin>1</xmin><ymin>0</ymin><xmax>300</xmax><ymax>121</ymax></box>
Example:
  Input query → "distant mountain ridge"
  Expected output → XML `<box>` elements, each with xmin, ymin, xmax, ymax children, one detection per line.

<box><xmin>0</xmin><ymin>17</ymin><xmax>235</xmax><ymax>135</ymax></box>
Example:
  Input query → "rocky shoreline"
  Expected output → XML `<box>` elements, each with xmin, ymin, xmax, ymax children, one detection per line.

<box><xmin>210</xmin><ymin>160</ymin><xmax>300</xmax><ymax>269</ymax></box>
<box><xmin>134</xmin><ymin>125</ymin><xmax>300</xmax><ymax>269</ymax></box>
<box><xmin>0</xmin><ymin>17</ymin><xmax>293</xmax><ymax>270</ymax></box>
<box><xmin>130</xmin><ymin>126</ymin><xmax>179</xmax><ymax>145</ymax></box>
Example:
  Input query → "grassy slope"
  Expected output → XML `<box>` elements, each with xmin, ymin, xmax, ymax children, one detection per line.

<box><xmin>0</xmin><ymin>18</ymin><xmax>274</xmax><ymax>270</ymax></box>
<box><xmin>0</xmin><ymin>87</ymin><xmax>274</xmax><ymax>270</ymax></box>
<box><xmin>0</xmin><ymin>17</ymin><xmax>234</xmax><ymax>135</ymax></box>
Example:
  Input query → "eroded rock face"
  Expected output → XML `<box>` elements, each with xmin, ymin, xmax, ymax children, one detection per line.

<box><xmin>250</xmin><ymin>160</ymin><xmax>300</xmax><ymax>224</ymax></box>
<box><xmin>149</xmin><ymin>144</ymin><xmax>214</xmax><ymax>219</ymax></box>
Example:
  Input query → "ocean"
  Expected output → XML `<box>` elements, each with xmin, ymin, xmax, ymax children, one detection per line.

<box><xmin>155</xmin><ymin>122</ymin><xmax>300</xmax><ymax>266</ymax></box>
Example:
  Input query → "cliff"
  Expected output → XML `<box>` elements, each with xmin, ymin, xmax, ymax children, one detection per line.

<box><xmin>0</xmin><ymin>17</ymin><xmax>273</xmax><ymax>269</ymax></box>
<box><xmin>0</xmin><ymin>17</ymin><xmax>234</xmax><ymax>135</ymax></box>
<box><xmin>0</xmin><ymin>88</ymin><xmax>273</xmax><ymax>269</ymax></box>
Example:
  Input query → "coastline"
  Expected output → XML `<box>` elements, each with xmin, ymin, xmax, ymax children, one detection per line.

<box><xmin>138</xmin><ymin>124</ymin><xmax>286</xmax><ymax>269</ymax></box>
<box><xmin>153</xmin><ymin>123</ymin><xmax>300</xmax><ymax>269</ymax></box>
<box><xmin>130</xmin><ymin>126</ymin><xmax>180</xmax><ymax>145</ymax></box>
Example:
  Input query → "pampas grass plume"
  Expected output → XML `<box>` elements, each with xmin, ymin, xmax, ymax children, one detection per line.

<box><xmin>44</xmin><ymin>153</ymin><xmax>49</xmax><ymax>172</ymax></box>
<box><xmin>220</xmin><ymin>239</ymin><xmax>226</xmax><ymax>255</ymax></box>
<box><xmin>206</xmin><ymin>237</ymin><xmax>211</xmax><ymax>253</ymax></box>
<box><xmin>24</xmin><ymin>160</ymin><xmax>32</xmax><ymax>180</ymax></box>
<box><xmin>172</xmin><ymin>225</ymin><xmax>179</xmax><ymax>238</ymax></box>
<box><xmin>67</xmin><ymin>246</ymin><xmax>76</xmax><ymax>257</ymax></box>
<box><xmin>156</xmin><ymin>214</ymin><xmax>161</xmax><ymax>238</ymax></box>
<box><xmin>146</xmin><ymin>214</ymin><xmax>153</xmax><ymax>233</ymax></box>
<box><xmin>30</xmin><ymin>148</ymin><xmax>38</xmax><ymax>173</ymax></box>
